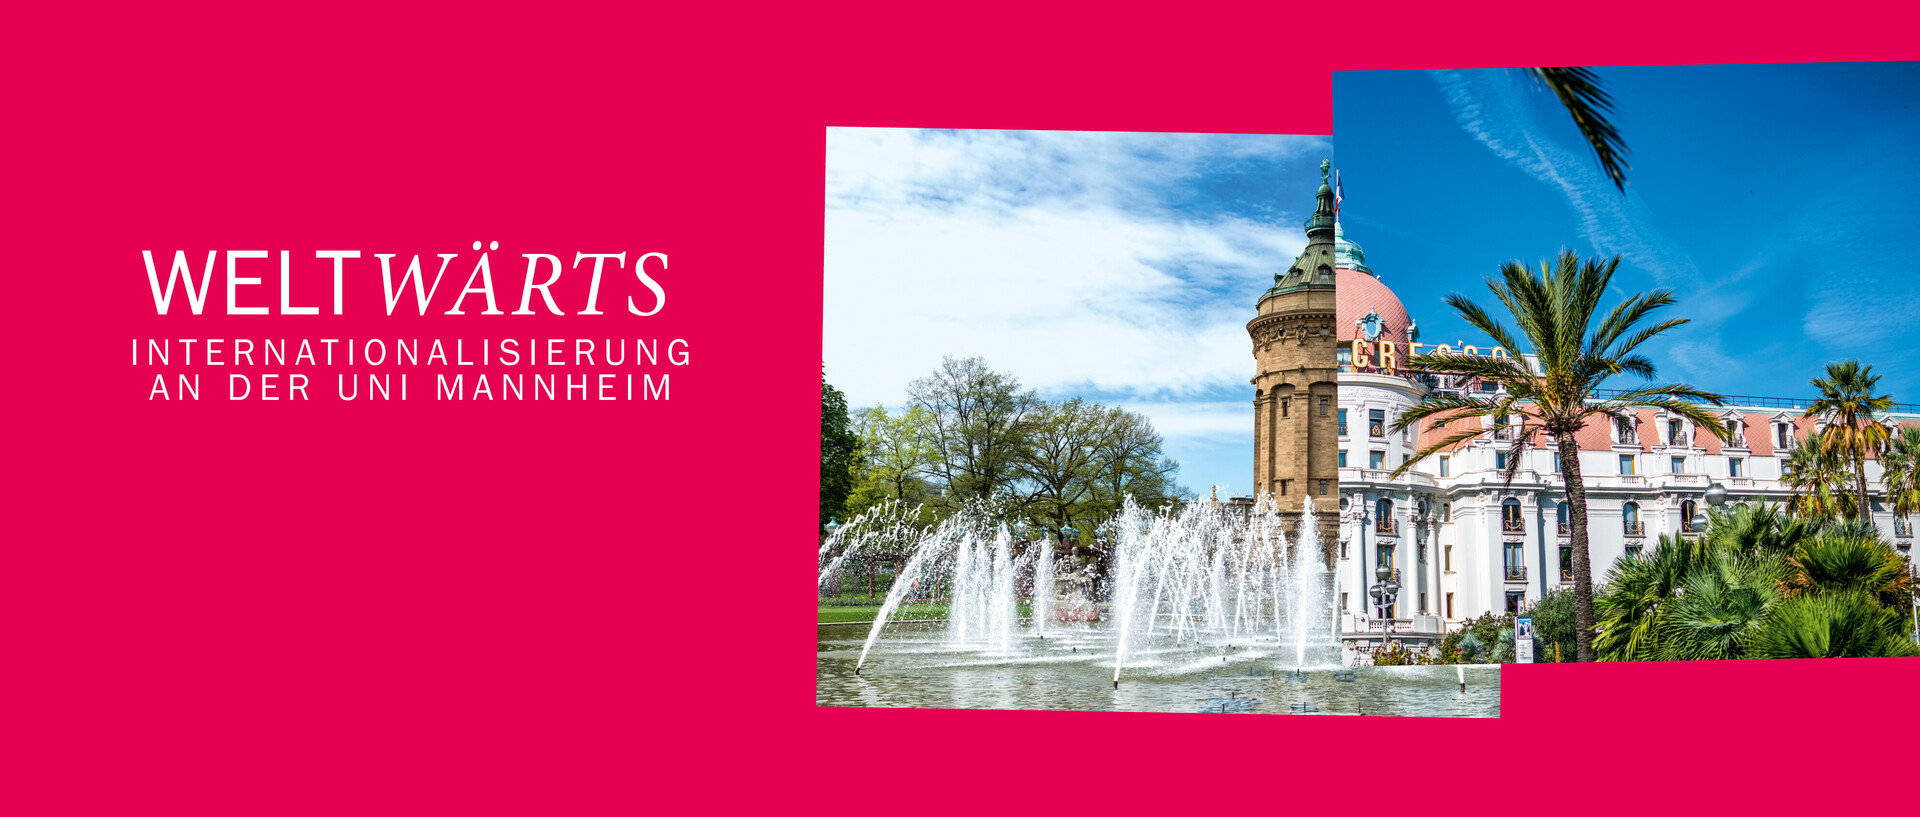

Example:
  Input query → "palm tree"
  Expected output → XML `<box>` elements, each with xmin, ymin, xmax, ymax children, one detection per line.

<box><xmin>1804</xmin><ymin>360</ymin><xmax>1894</xmax><ymax>522</ymax></box>
<box><xmin>1389</xmin><ymin>250</ymin><xmax>1731</xmax><ymax>661</ymax></box>
<box><xmin>1880</xmin><ymin>425</ymin><xmax>1920</xmax><ymax>519</ymax></box>
<box><xmin>1781</xmin><ymin>429</ymin><xmax>1859</xmax><ymax>521</ymax></box>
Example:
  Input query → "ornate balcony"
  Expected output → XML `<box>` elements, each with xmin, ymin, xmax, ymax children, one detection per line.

<box><xmin>1376</xmin><ymin>518</ymin><xmax>1398</xmax><ymax>535</ymax></box>
<box><xmin>1369</xmin><ymin>421</ymin><xmax>1386</xmax><ymax>438</ymax></box>
<box><xmin>1624</xmin><ymin>521</ymin><xmax>1645</xmax><ymax>537</ymax></box>
<box><xmin>1504</xmin><ymin>565</ymin><xmax>1527</xmax><ymax>582</ymax></box>
<box><xmin>1338</xmin><ymin>422</ymin><xmax>1348</xmax><ymax>436</ymax></box>
<box><xmin>1557</xmin><ymin>521</ymin><xmax>1571</xmax><ymax>535</ymax></box>
<box><xmin>1502</xmin><ymin>517</ymin><xmax>1525</xmax><ymax>534</ymax></box>
<box><xmin>1896</xmin><ymin>519</ymin><xmax>1913</xmax><ymax>539</ymax></box>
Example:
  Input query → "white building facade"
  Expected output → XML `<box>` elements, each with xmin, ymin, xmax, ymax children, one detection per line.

<box><xmin>1329</xmin><ymin>220</ymin><xmax>1919</xmax><ymax>646</ymax></box>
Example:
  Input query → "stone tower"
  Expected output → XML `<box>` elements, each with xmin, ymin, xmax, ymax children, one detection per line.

<box><xmin>1249</xmin><ymin>159</ymin><xmax>1341</xmax><ymax>561</ymax></box>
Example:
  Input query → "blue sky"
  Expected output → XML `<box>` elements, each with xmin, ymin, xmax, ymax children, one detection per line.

<box><xmin>824</xmin><ymin>129</ymin><xmax>1331</xmax><ymax>497</ymax></box>
<box><xmin>1333</xmin><ymin>63</ymin><xmax>1920</xmax><ymax>409</ymax></box>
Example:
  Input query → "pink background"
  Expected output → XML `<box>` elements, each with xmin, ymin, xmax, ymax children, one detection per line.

<box><xmin>9</xmin><ymin>4</ymin><xmax>1918</xmax><ymax>814</ymax></box>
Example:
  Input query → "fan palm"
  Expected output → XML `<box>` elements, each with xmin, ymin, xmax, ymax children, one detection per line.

<box><xmin>1390</xmin><ymin>250</ymin><xmax>1731</xmax><ymax>661</ymax></box>
<box><xmin>1700</xmin><ymin>501</ymin><xmax>1816</xmax><ymax>555</ymax></box>
<box><xmin>1881</xmin><ymin>425</ymin><xmax>1920</xmax><ymax>519</ymax></box>
<box><xmin>1747</xmin><ymin>592</ymin><xmax>1920</xmax><ymax>659</ymax></box>
<box><xmin>1592</xmin><ymin>537</ymin><xmax>1696</xmax><ymax>661</ymax></box>
<box><xmin>1780</xmin><ymin>528</ymin><xmax>1916</xmax><ymax>610</ymax></box>
<box><xmin>1781</xmin><ymin>429</ymin><xmax>1859</xmax><ymax>521</ymax></box>
<box><xmin>1804</xmin><ymin>360</ymin><xmax>1894</xmax><ymax>521</ymax></box>
<box><xmin>1653</xmin><ymin>552</ymin><xmax>1782</xmax><ymax>661</ymax></box>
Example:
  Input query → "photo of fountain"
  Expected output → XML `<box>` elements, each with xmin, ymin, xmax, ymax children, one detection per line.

<box><xmin>818</xmin><ymin>495</ymin><xmax>1500</xmax><ymax>717</ymax></box>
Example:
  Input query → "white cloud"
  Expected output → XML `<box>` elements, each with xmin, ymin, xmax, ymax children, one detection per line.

<box><xmin>1116</xmin><ymin>400</ymin><xmax>1252</xmax><ymax>444</ymax></box>
<box><xmin>824</xmin><ymin>127</ymin><xmax>1326</xmax><ymax>412</ymax></box>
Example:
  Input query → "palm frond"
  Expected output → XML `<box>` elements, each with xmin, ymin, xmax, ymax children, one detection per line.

<box><xmin>1523</xmin><ymin>67</ymin><xmax>1631</xmax><ymax>191</ymax></box>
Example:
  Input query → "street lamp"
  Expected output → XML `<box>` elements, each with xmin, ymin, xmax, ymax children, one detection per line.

<box><xmin>823</xmin><ymin>517</ymin><xmax>841</xmax><ymax>537</ymax></box>
<box><xmin>1369</xmin><ymin>563</ymin><xmax>1400</xmax><ymax>645</ymax></box>
<box><xmin>1693</xmin><ymin>481</ymin><xmax>1727</xmax><ymax>531</ymax></box>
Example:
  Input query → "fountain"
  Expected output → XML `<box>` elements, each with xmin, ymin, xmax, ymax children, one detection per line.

<box><xmin>817</xmin><ymin>493</ymin><xmax>1497</xmax><ymax>717</ymax></box>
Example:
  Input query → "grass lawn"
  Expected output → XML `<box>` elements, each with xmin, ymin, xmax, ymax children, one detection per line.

<box><xmin>818</xmin><ymin>603</ymin><xmax>948</xmax><ymax>624</ymax></box>
<box><xmin>817</xmin><ymin>602</ymin><xmax>1034</xmax><ymax>624</ymax></box>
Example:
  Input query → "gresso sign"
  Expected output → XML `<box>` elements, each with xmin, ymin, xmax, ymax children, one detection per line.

<box><xmin>1347</xmin><ymin>339</ymin><xmax>1512</xmax><ymax>374</ymax></box>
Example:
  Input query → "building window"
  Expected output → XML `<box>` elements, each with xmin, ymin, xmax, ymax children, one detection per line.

<box><xmin>1615</xmin><ymin>415</ymin><xmax>1634</xmax><ymax>444</ymax></box>
<box><xmin>1369</xmin><ymin>408</ymin><xmax>1385</xmax><ymax>437</ymax></box>
<box><xmin>1505</xmin><ymin>591</ymin><xmax>1525</xmax><ymax>614</ymax></box>
<box><xmin>1338</xmin><ymin>450</ymin><xmax>1347</xmax><ymax>468</ymax></box>
<box><xmin>1377</xmin><ymin>543</ymin><xmax>1395</xmax><ymax>569</ymax></box>
<box><xmin>1369</xmin><ymin>451</ymin><xmax>1385</xmax><ymax>470</ymax></box>
<box><xmin>1341</xmin><ymin>592</ymin><xmax>1348</xmax><ymax>612</ymax></box>
<box><xmin>1442</xmin><ymin>503</ymin><xmax>1450</xmax><ymax>522</ymax></box>
<box><xmin>1376</xmin><ymin>498</ymin><xmax>1394</xmax><ymax>533</ymax></box>
<box><xmin>1502</xmin><ymin>498</ymin><xmax>1523</xmax><ymax>533</ymax></box>
<box><xmin>1776</xmin><ymin>423</ymin><xmax>1791</xmax><ymax>448</ymax></box>
<box><xmin>1318</xmin><ymin>479</ymin><xmax>1328</xmax><ymax>495</ymax></box>
<box><xmin>1338</xmin><ymin>408</ymin><xmax>1348</xmax><ymax>436</ymax></box>
<box><xmin>1626</xmin><ymin>544</ymin><xmax>1643</xmax><ymax>559</ymax></box>
<box><xmin>1624</xmin><ymin>502</ymin><xmax>1642</xmax><ymax>536</ymax></box>
<box><xmin>1668</xmin><ymin>419</ymin><xmax>1682</xmax><ymax>445</ymax></box>
<box><xmin>1671</xmin><ymin>456</ymin><xmax>1685</xmax><ymax>474</ymax></box>
<box><xmin>1281</xmin><ymin>397</ymin><xmax>1290</xmax><ymax>418</ymax></box>
<box><xmin>1556</xmin><ymin>501</ymin><xmax>1570</xmax><ymax>535</ymax></box>
<box><xmin>1419</xmin><ymin>591</ymin><xmax>1428</xmax><ymax>615</ymax></box>
<box><xmin>1495</xmin><ymin>451</ymin><xmax>1510</xmax><ymax>471</ymax></box>
<box><xmin>1319</xmin><ymin>397</ymin><xmax>1329</xmax><ymax>417</ymax></box>
<box><xmin>1445</xmin><ymin>592</ymin><xmax>1454</xmax><ymax>618</ymax></box>
<box><xmin>1619</xmin><ymin>454</ymin><xmax>1635</xmax><ymax>475</ymax></box>
<box><xmin>1729</xmin><ymin>458</ymin><xmax>1743</xmax><ymax>478</ymax></box>
<box><xmin>1444</xmin><ymin>545</ymin><xmax>1452</xmax><ymax>571</ymax></box>
<box><xmin>1439</xmin><ymin>456</ymin><xmax>1450</xmax><ymax>477</ymax></box>
<box><xmin>1559</xmin><ymin>545</ymin><xmax>1573</xmax><ymax>582</ymax></box>
<box><xmin>1503</xmin><ymin>541</ymin><xmax>1525</xmax><ymax>580</ymax></box>
<box><xmin>1553</xmin><ymin>453</ymin><xmax>1563</xmax><ymax>473</ymax></box>
<box><xmin>1682</xmin><ymin>499</ymin><xmax>1699</xmax><ymax>532</ymax></box>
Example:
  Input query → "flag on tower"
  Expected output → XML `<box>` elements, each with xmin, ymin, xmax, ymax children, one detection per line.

<box><xmin>1335</xmin><ymin>171</ymin><xmax>1344</xmax><ymax>218</ymax></box>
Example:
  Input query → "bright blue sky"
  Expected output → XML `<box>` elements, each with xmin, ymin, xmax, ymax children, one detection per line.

<box><xmin>1333</xmin><ymin>63</ymin><xmax>1920</xmax><ymax>410</ymax></box>
<box><xmin>825</xmin><ymin>129</ymin><xmax>1331</xmax><ymax>498</ymax></box>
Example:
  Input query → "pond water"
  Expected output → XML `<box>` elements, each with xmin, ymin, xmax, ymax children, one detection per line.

<box><xmin>818</xmin><ymin>621</ymin><xmax>1500</xmax><ymax>717</ymax></box>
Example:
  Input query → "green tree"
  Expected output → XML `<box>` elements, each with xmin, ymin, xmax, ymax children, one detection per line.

<box><xmin>845</xmin><ymin>404</ymin><xmax>939</xmax><ymax>520</ymax></box>
<box><xmin>1012</xmin><ymin>397</ymin><xmax>1110</xmax><ymax>533</ymax></box>
<box><xmin>1086</xmin><ymin>406</ymin><xmax>1187</xmax><ymax>519</ymax></box>
<box><xmin>907</xmin><ymin>356</ymin><xmax>1038</xmax><ymax>503</ymax></box>
<box><xmin>820</xmin><ymin>371</ymin><xmax>860</xmax><ymax>529</ymax></box>
<box><xmin>1804</xmin><ymin>360</ymin><xmax>1894</xmax><ymax>522</ymax></box>
<box><xmin>1523</xmin><ymin>587</ymin><xmax>1581</xmax><ymax>663</ymax></box>
<box><xmin>1389</xmin><ymin>250</ymin><xmax>1730</xmax><ymax>662</ymax></box>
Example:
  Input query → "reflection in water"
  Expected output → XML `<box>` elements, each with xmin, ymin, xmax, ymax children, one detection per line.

<box><xmin>819</xmin><ymin>621</ymin><xmax>1500</xmax><ymax>717</ymax></box>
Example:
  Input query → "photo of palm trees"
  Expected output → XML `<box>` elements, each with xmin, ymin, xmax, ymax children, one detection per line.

<box><xmin>1334</xmin><ymin>62</ymin><xmax>1920</xmax><ymax>662</ymax></box>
